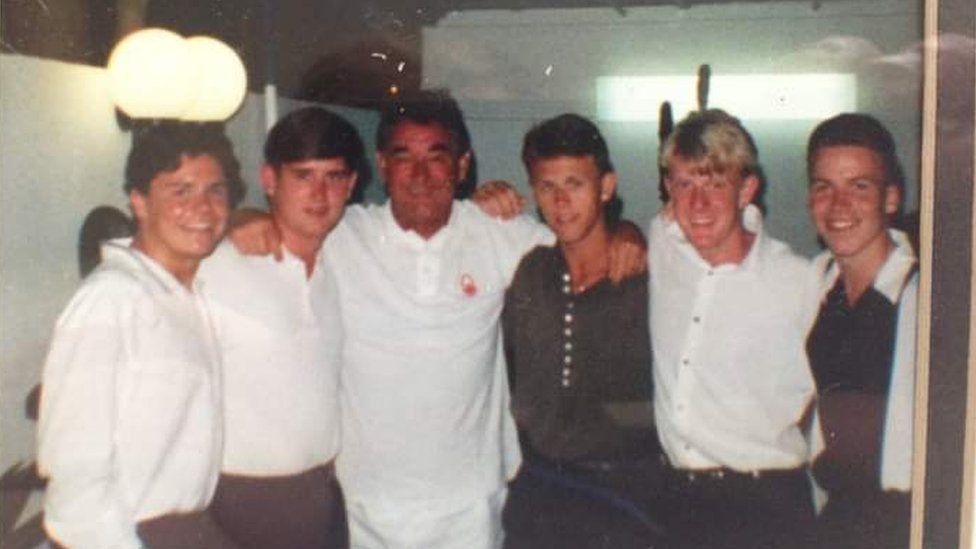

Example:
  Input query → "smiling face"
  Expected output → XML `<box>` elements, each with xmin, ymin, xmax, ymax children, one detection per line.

<box><xmin>262</xmin><ymin>157</ymin><xmax>356</xmax><ymax>251</ymax></box>
<box><xmin>530</xmin><ymin>155</ymin><xmax>615</xmax><ymax>249</ymax></box>
<box><xmin>809</xmin><ymin>145</ymin><xmax>899</xmax><ymax>270</ymax></box>
<box><xmin>377</xmin><ymin>121</ymin><xmax>470</xmax><ymax>239</ymax></box>
<box><xmin>130</xmin><ymin>153</ymin><xmax>229</xmax><ymax>285</ymax></box>
<box><xmin>666</xmin><ymin>155</ymin><xmax>758</xmax><ymax>266</ymax></box>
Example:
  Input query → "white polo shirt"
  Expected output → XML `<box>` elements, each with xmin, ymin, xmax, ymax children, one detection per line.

<box><xmin>318</xmin><ymin>200</ymin><xmax>552</xmax><ymax>507</ymax></box>
<box><xmin>38</xmin><ymin>242</ymin><xmax>223</xmax><ymax>549</ymax></box>
<box><xmin>198</xmin><ymin>241</ymin><xmax>340</xmax><ymax>476</ymax></box>
<box><xmin>649</xmin><ymin>205</ymin><xmax>818</xmax><ymax>471</ymax></box>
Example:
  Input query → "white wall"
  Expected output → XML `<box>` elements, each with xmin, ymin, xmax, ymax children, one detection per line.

<box><xmin>0</xmin><ymin>53</ymin><xmax>378</xmax><ymax>484</ymax></box>
<box><xmin>422</xmin><ymin>0</ymin><xmax>922</xmax><ymax>256</ymax></box>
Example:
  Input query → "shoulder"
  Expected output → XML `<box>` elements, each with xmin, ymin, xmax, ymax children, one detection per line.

<box><xmin>198</xmin><ymin>241</ymin><xmax>249</xmax><ymax>279</ymax></box>
<box><xmin>57</xmin><ymin>264</ymin><xmax>147</xmax><ymax>329</ymax></box>
<box><xmin>512</xmin><ymin>245</ymin><xmax>559</xmax><ymax>279</ymax></box>
<box><xmin>758</xmin><ymin>233</ymin><xmax>813</xmax><ymax>275</ymax></box>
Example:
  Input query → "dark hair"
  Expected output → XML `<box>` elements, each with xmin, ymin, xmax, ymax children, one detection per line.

<box><xmin>806</xmin><ymin>113</ymin><xmax>905</xmax><ymax>194</ymax></box>
<box><xmin>265</xmin><ymin>107</ymin><xmax>366</xmax><ymax>172</ymax></box>
<box><xmin>124</xmin><ymin>123</ymin><xmax>245</xmax><ymax>207</ymax></box>
<box><xmin>77</xmin><ymin>205</ymin><xmax>134</xmax><ymax>277</ymax></box>
<box><xmin>265</xmin><ymin>107</ymin><xmax>370</xmax><ymax>202</ymax></box>
<box><xmin>521</xmin><ymin>113</ymin><xmax>614</xmax><ymax>175</ymax></box>
<box><xmin>376</xmin><ymin>89</ymin><xmax>471</xmax><ymax>156</ymax></box>
<box><xmin>522</xmin><ymin>113</ymin><xmax>623</xmax><ymax>226</ymax></box>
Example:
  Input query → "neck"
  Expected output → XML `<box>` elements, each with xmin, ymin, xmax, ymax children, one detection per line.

<box><xmin>703</xmin><ymin>228</ymin><xmax>755</xmax><ymax>267</ymax></box>
<box><xmin>561</xmin><ymin>224</ymin><xmax>611</xmax><ymax>293</ymax></box>
<box><xmin>278</xmin><ymin>225</ymin><xmax>325</xmax><ymax>278</ymax></box>
<box><xmin>837</xmin><ymin>233</ymin><xmax>894</xmax><ymax>305</ymax></box>
<box><xmin>131</xmin><ymin>236</ymin><xmax>197</xmax><ymax>290</ymax></box>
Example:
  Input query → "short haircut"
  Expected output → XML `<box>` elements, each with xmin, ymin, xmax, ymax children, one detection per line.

<box><xmin>806</xmin><ymin>113</ymin><xmax>905</xmax><ymax>193</ymax></box>
<box><xmin>124</xmin><ymin>123</ymin><xmax>245</xmax><ymax>207</ymax></box>
<box><xmin>376</xmin><ymin>89</ymin><xmax>471</xmax><ymax>156</ymax></box>
<box><xmin>264</xmin><ymin>107</ymin><xmax>366</xmax><ymax>176</ymax></box>
<box><xmin>521</xmin><ymin>113</ymin><xmax>614</xmax><ymax>176</ymax></box>
<box><xmin>659</xmin><ymin>109</ymin><xmax>759</xmax><ymax>178</ymax></box>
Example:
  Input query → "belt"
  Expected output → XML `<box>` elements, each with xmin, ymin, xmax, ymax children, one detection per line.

<box><xmin>665</xmin><ymin>462</ymin><xmax>806</xmax><ymax>484</ymax></box>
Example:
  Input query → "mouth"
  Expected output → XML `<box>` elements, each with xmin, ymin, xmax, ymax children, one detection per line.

<box><xmin>180</xmin><ymin>222</ymin><xmax>221</xmax><ymax>239</ymax></box>
<box><xmin>824</xmin><ymin>218</ymin><xmax>856</xmax><ymax>232</ymax></box>
<box><xmin>304</xmin><ymin>206</ymin><xmax>331</xmax><ymax>217</ymax></box>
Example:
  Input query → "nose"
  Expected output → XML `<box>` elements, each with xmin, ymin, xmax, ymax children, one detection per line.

<box><xmin>409</xmin><ymin>158</ymin><xmax>430</xmax><ymax>181</ymax></box>
<box><xmin>553</xmin><ymin>187</ymin><xmax>570</xmax><ymax>206</ymax></box>
<box><xmin>188</xmin><ymin>189</ymin><xmax>224</xmax><ymax>221</ymax></box>
<box><xmin>689</xmin><ymin>184</ymin><xmax>709</xmax><ymax>209</ymax></box>
<box><xmin>829</xmin><ymin>188</ymin><xmax>851</xmax><ymax>210</ymax></box>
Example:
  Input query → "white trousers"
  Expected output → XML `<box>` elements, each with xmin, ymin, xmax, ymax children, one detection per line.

<box><xmin>346</xmin><ymin>487</ymin><xmax>507</xmax><ymax>549</ymax></box>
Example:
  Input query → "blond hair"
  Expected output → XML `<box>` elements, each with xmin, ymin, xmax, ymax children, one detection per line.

<box><xmin>659</xmin><ymin>109</ymin><xmax>758</xmax><ymax>178</ymax></box>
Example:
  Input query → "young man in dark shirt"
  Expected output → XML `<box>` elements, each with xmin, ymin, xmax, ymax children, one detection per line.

<box><xmin>501</xmin><ymin>113</ymin><xmax>660</xmax><ymax>549</ymax></box>
<box><xmin>806</xmin><ymin>113</ymin><xmax>917</xmax><ymax>549</ymax></box>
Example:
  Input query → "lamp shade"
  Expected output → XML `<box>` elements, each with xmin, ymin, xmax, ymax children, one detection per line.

<box><xmin>180</xmin><ymin>36</ymin><xmax>248</xmax><ymax>122</ymax></box>
<box><xmin>106</xmin><ymin>28</ymin><xmax>196</xmax><ymax>119</ymax></box>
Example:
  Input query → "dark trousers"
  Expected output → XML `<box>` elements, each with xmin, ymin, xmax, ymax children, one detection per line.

<box><xmin>211</xmin><ymin>463</ymin><xmax>348</xmax><ymax>549</ymax></box>
<box><xmin>51</xmin><ymin>511</ymin><xmax>239</xmax><ymax>549</ymax></box>
<box><xmin>816</xmin><ymin>489</ymin><xmax>910</xmax><ymax>549</ymax></box>
<box><xmin>660</xmin><ymin>466</ymin><xmax>816</xmax><ymax>549</ymax></box>
<box><xmin>503</xmin><ymin>460</ymin><xmax>664</xmax><ymax>549</ymax></box>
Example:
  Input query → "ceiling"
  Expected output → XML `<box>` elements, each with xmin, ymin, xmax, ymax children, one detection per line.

<box><xmin>2</xmin><ymin>0</ymin><xmax>824</xmax><ymax>108</ymax></box>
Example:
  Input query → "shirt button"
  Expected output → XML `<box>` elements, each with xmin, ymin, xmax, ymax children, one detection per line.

<box><xmin>564</xmin><ymin>342</ymin><xmax>572</xmax><ymax>351</ymax></box>
<box><xmin>681</xmin><ymin>359</ymin><xmax>690</xmax><ymax>366</ymax></box>
<box><xmin>562</xmin><ymin>284</ymin><xmax>571</xmax><ymax>294</ymax></box>
<box><xmin>561</xmin><ymin>378</ymin><xmax>571</xmax><ymax>388</ymax></box>
<box><xmin>562</xmin><ymin>367</ymin><xmax>571</xmax><ymax>376</ymax></box>
<box><xmin>564</xmin><ymin>328</ymin><xmax>573</xmax><ymax>337</ymax></box>
<box><xmin>564</xmin><ymin>313</ymin><xmax>573</xmax><ymax>323</ymax></box>
<box><xmin>692</xmin><ymin>316</ymin><xmax>701</xmax><ymax>323</ymax></box>
<box><xmin>564</xmin><ymin>355</ymin><xmax>572</xmax><ymax>365</ymax></box>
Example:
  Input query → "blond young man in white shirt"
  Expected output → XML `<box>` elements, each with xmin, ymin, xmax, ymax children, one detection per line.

<box><xmin>38</xmin><ymin>125</ymin><xmax>243</xmax><ymax>549</ymax></box>
<box><xmin>650</xmin><ymin>109</ymin><xmax>818</xmax><ymax>549</ymax></box>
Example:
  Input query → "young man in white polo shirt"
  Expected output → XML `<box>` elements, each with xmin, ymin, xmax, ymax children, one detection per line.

<box><xmin>649</xmin><ymin>109</ymin><xmax>818</xmax><ymax>549</ymax></box>
<box><xmin>200</xmin><ymin>107</ymin><xmax>364</xmax><ymax>548</ymax></box>
<box><xmin>38</xmin><ymin>124</ymin><xmax>243</xmax><ymax>549</ymax></box>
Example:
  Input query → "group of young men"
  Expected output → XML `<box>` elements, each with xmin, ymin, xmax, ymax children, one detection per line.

<box><xmin>36</xmin><ymin>87</ymin><xmax>916</xmax><ymax>549</ymax></box>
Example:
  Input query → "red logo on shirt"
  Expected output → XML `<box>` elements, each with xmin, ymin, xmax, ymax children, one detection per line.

<box><xmin>460</xmin><ymin>274</ymin><xmax>477</xmax><ymax>296</ymax></box>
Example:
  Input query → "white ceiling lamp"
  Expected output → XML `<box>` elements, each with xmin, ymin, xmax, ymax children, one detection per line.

<box><xmin>180</xmin><ymin>36</ymin><xmax>248</xmax><ymax>122</ymax></box>
<box><xmin>106</xmin><ymin>28</ymin><xmax>196</xmax><ymax>119</ymax></box>
<box><xmin>106</xmin><ymin>28</ymin><xmax>247</xmax><ymax>122</ymax></box>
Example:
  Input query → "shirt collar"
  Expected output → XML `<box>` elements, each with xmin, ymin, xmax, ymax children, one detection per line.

<box><xmin>101</xmin><ymin>238</ymin><xmax>199</xmax><ymax>295</ymax></box>
<box><xmin>815</xmin><ymin>229</ymin><xmax>917</xmax><ymax>304</ymax></box>
<box><xmin>380</xmin><ymin>200</ymin><xmax>458</xmax><ymax>251</ymax></box>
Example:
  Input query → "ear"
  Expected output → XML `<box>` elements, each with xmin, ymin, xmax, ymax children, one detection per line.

<box><xmin>600</xmin><ymin>172</ymin><xmax>618</xmax><ymax>202</ymax></box>
<box><xmin>129</xmin><ymin>189</ymin><xmax>148</xmax><ymax>225</ymax></box>
<box><xmin>456</xmin><ymin>151</ymin><xmax>472</xmax><ymax>183</ymax></box>
<box><xmin>883</xmin><ymin>184</ymin><xmax>901</xmax><ymax>216</ymax></box>
<box><xmin>376</xmin><ymin>151</ymin><xmax>390</xmax><ymax>191</ymax></box>
<box><xmin>259</xmin><ymin>164</ymin><xmax>278</xmax><ymax>198</ymax></box>
<box><xmin>343</xmin><ymin>172</ymin><xmax>359</xmax><ymax>201</ymax></box>
<box><xmin>738</xmin><ymin>174</ymin><xmax>760</xmax><ymax>209</ymax></box>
